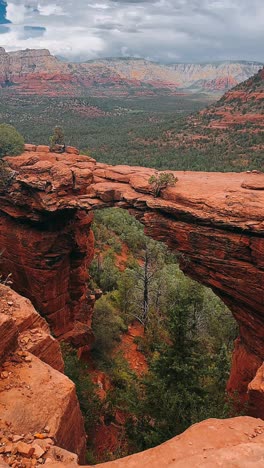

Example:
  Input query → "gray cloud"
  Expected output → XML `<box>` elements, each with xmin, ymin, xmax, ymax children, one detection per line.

<box><xmin>0</xmin><ymin>25</ymin><xmax>9</xmax><ymax>33</ymax></box>
<box><xmin>0</xmin><ymin>0</ymin><xmax>263</xmax><ymax>63</ymax></box>
<box><xmin>23</xmin><ymin>25</ymin><xmax>46</xmax><ymax>38</ymax></box>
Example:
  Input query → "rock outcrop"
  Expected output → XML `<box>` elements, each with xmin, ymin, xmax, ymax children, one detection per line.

<box><xmin>87</xmin><ymin>417</ymin><xmax>264</xmax><ymax>467</ymax></box>
<box><xmin>2</xmin><ymin>415</ymin><xmax>264</xmax><ymax>467</ymax></box>
<box><xmin>0</xmin><ymin>148</ymin><xmax>263</xmax><ymax>412</ymax></box>
<box><xmin>0</xmin><ymin>148</ymin><xmax>264</xmax><ymax>466</ymax></box>
<box><xmin>0</xmin><ymin>47</ymin><xmax>262</xmax><ymax>95</ymax></box>
<box><xmin>0</xmin><ymin>284</ymin><xmax>87</xmax><ymax>464</ymax></box>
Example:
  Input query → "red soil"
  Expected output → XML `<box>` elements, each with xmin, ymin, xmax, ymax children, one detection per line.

<box><xmin>93</xmin><ymin>421</ymin><xmax>126</xmax><ymax>461</ymax></box>
<box><xmin>114</xmin><ymin>243</ymin><xmax>130</xmax><ymax>272</ymax></box>
<box><xmin>116</xmin><ymin>321</ymin><xmax>148</xmax><ymax>377</ymax></box>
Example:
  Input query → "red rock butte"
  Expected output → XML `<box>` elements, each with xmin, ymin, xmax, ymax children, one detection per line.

<box><xmin>0</xmin><ymin>146</ymin><xmax>264</xmax><ymax>466</ymax></box>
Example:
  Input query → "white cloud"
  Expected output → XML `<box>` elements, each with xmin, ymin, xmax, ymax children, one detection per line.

<box><xmin>6</xmin><ymin>2</ymin><xmax>26</xmax><ymax>24</ymax></box>
<box><xmin>87</xmin><ymin>3</ymin><xmax>111</xmax><ymax>9</ymax></box>
<box><xmin>38</xmin><ymin>4</ymin><xmax>66</xmax><ymax>16</ymax></box>
<box><xmin>1</xmin><ymin>0</ymin><xmax>263</xmax><ymax>63</ymax></box>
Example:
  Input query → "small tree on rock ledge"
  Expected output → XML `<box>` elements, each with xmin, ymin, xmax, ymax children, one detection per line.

<box><xmin>49</xmin><ymin>126</ymin><xmax>65</xmax><ymax>152</ymax></box>
<box><xmin>149</xmin><ymin>172</ymin><xmax>178</xmax><ymax>197</ymax></box>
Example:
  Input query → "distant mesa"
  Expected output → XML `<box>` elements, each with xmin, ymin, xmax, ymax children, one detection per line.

<box><xmin>0</xmin><ymin>47</ymin><xmax>262</xmax><ymax>96</ymax></box>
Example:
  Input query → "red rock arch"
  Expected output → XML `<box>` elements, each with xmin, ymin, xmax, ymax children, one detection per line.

<box><xmin>1</xmin><ymin>148</ymin><xmax>264</xmax><ymax>412</ymax></box>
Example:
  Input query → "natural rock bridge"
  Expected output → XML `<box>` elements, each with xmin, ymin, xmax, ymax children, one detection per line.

<box><xmin>0</xmin><ymin>147</ymin><xmax>264</xmax><ymax>466</ymax></box>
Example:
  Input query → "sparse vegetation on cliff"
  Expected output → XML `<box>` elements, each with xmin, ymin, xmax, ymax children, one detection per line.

<box><xmin>149</xmin><ymin>172</ymin><xmax>177</xmax><ymax>197</ymax></box>
<box><xmin>0</xmin><ymin>160</ymin><xmax>15</xmax><ymax>193</ymax></box>
<box><xmin>49</xmin><ymin>126</ymin><xmax>65</xmax><ymax>151</ymax></box>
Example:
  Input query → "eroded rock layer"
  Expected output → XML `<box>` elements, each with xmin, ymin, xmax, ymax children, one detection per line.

<box><xmin>0</xmin><ymin>47</ymin><xmax>262</xmax><ymax>95</ymax></box>
<box><xmin>0</xmin><ymin>148</ymin><xmax>264</xmax><ymax>407</ymax></box>
<box><xmin>1</xmin><ymin>284</ymin><xmax>264</xmax><ymax>466</ymax></box>
<box><xmin>0</xmin><ymin>285</ymin><xmax>86</xmax><ymax>464</ymax></box>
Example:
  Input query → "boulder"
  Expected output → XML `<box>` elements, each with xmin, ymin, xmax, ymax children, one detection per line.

<box><xmin>66</xmin><ymin>146</ymin><xmax>80</xmax><ymax>155</ymax></box>
<box><xmin>36</xmin><ymin>145</ymin><xmax>50</xmax><ymax>153</ymax></box>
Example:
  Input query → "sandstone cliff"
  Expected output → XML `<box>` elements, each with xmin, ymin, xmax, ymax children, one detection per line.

<box><xmin>97</xmin><ymin>58</ymin><xmax>262</xmax><ymax>92</ymax></box>
<box><xmin>0</xmin><ymin>147</ymin><xmax>264</xmax><ymax>466</ymax></box>
<box><xmin>0</xmin><ymin>284</ymin><xmax>87</xmax><ymax>465</ymax></box>
<box><xmin>0</xmin><ymin>47</ymin><xmax>261</xmax><ymax>95</ymax></box>
<box><xmin>0</xmin><ymin>147</ymin><xmax>263</xmax><ymax>408</ymax></box>
<box><xmin>0</xmin><ymin>287</ymin><xmax>264</xmax><ymax>466</ymax></box>
<box><xmin>0</xmin><ymin>288</ymin><xmax>264</xmax><ymax>467</ymax></box>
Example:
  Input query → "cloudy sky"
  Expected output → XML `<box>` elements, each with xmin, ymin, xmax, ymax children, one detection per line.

<box><xmin>0</xmin><ymin>0</ymin><xmax>263</xmax><ymax>63</ymax></box>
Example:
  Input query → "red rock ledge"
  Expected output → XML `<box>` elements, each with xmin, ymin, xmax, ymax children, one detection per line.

<box><xmin>0</xmin><ymin>148</ymin><xmax>264</xmax><ymax>466</ymax></box>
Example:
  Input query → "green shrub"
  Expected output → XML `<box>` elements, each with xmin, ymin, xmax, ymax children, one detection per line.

<box><xmin>61</xmin><ymin>342</ymin><xmax>102</xmax><ymax>433</ymax></box>
<box><xmin>92</xmin><ymin>295</ymin><xmax>127</xmax><ymax>359</ymax></box>
<box><xmin>0</xmin><ymin>124</ymin><xmax>24</xmax><ymax>158</ymax></box>
<box><xmin>149</xmin><ymin>172</ymin><xmax>178</xmax><ymax>197</ymax></box>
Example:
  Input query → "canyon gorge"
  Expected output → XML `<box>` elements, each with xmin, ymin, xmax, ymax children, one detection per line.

<box><xmin>0</xmin><ymin>145</ymin><xmax>263</xmax><ymax>466</ymax></box>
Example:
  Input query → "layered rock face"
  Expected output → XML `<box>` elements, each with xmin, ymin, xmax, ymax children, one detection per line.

<box><xmin>100</xmin><ymin>58</ymin><xmax>262</xmax><ymax>91</ymax></box>
<box><xmin>0</xmin><ymin>47</ymin><xmax>262</xmax><ymax>95</ymax></box>
<box><xmin>0</xmin><ymin>289</ymin><xmax>264</xmax><ymax>466</ymax></box>
<box><xmin>0</xmin><ymin>200</ymin><xmax>95</xmax><ymax>342</ymax></box>
<box><xmin>0</xmin><ymin>284</ymin><xmax>87</xmax><ymax>464</ymax></box>
<box><xmin>196</xmin><ymin>67</ymin><xmax>264</xmax><ymax>130</ymax></box>
<box><xmin>0</xmin><ymin>148</ymin><xmax>263</xmax><ymax>409</ymax></box>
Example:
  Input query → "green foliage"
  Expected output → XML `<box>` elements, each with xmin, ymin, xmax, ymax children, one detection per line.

<box><xmin>92</xmin><ymin>294</ymin><xmax>127</xmax><ymax>360</ymax></box>
<box><xmin>107</xmin><ymin>353</ymin><xmax>137</xmax><ymax>390</ymax></box>
<box><xmin>124</xmin><ymin>278</ymin><xmax>235</xmax><ymax>449</ymax></box>
<box><xmin>49</xmin><ymin>126</ymin><xmax>65</xmax><ymax>149</ymax></box>
<box><xmin>89</xmin><ymin>207</ymin><xmax>238</xmax><ymax>458</ymax></box>
<box><xmin>0</xmin><ymin>124</ymin><xmax>24</xmax><ymax>158</ymax></box>
<box><xmin>61</xmin><ymin>342</ymin><xmax>102</xmax><ymax>435</ymax></box>
<box><xmin>93</xmin><ymin>208</ymin><xmax>145</xmax><ymax>254</ymax></box>
<box><xmin>90</xmin><ymin>249</ymin><xmax>121</xmax><ymax>292</ymax></box>
<box><xmin>149</xmin><ymin>172</ymin><xmax>178</xmax><ymax>197</ymax></box>
<box><xmin>0</xmin><ymin>90</ymin><xmax>262</xmax><ymax>171</ymax></box>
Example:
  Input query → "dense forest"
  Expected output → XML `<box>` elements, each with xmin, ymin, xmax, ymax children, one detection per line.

<box><xmin>63</xmin><ymin>208</ymin><xmax>239</xmax><ymax>464</ymax></box>
<box><xmin>0</xmin><ymin>66</ymin><xmax>263</xmax><ymax>172</ymax></box>
<box><xmin>0</xmin><ymin>91</ymin><xmax>220</xmax><ymax>170</ymax></box>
